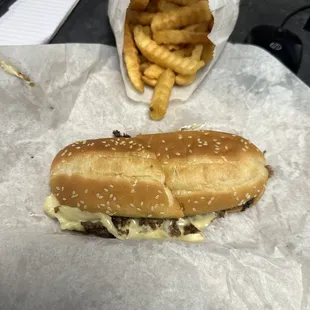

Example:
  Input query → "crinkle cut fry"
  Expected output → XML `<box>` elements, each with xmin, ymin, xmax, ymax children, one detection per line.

<box><xmin>133</xmin><ymin>25</ymin><xmax>204</xmax><ymax>75</ymax></box>
<box><xmin>123</xmin><ymin>23</ymin><xmax>144</xmax><ymax>93</ymax></box>
<box><xmin>151</xmin><ymin>1</ymin><xmax>212</xmax><ymax>32</ymax></box>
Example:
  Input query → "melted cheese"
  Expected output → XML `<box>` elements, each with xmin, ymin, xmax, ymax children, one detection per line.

<box><xmin>43</xmin><ymin>194</ymin><xmax>217</xmax><ymax>242</ymax></box>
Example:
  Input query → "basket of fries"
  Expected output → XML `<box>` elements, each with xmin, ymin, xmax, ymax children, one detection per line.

<box><xmin>108</xmin><ymin>0</ymin><xmax>239</xmax><ymax>120</ymax></box>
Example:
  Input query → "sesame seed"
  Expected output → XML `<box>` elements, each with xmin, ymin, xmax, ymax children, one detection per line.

<box><xmin>157</xmin><ymin>153</ymin><xmax>161</xmax><ymax>157</ymax></box>
<box><xmin>61</xmin><ymin>150</ymin><xmax>68</xmax><ymax>156</ymax></box>
<box><xmin>56</xmin><ymin>193</ymin><xmax>59</xmax><ymax>197</ymax></box>
<box><xmin>204</xmin><ymin>133</ymin><xmax>209</xmax><ymax>135</ymax></box>
<box><xmin>61</xmin><ymin>187</ymin><xmax>64</xmax><ymax>191</ymax></box>
<box><xmin>76</xmin><ymin>147</ymin><xmax>81</xmax><ymax>149</ymax></box>
<box><xmin>147</xmin><ymin>214</ymin><xmax>153</xmax><ymax>218</ymax></box>
<box><xmin>97</xmin><ymin>205</ymin><xmax>101</xmax><ymax>208</ymax></box>
<box><xmin>178</xmin><ymin>135</ymin><xmax>183</xmax><ymax>140</ymax></box>
<box><xmin>155</xmin><ymin>195</ymin><xmax>159</xmax><ymax>199</ymax></box>
<box><xmin>140</xmin><ymin>202</ymin><xmax>144</xmax><ymax>206</ymax></box>
<box><xmin>163</xmin><ymin>161</ymin><xmax>169</xmax><ymax>164</ymax></box>
<box><xmin>56</xmin><ymin>186</ymin><xmax>60</xmax><ymax>190</ymax></box>
<box><xmin>166</xmin><ymin>155</ymin><xmax>170</xmax><ymax>159</ymax></box>
<box><xmin>71</xmin><ymin>194</ymin><xmax>79</xmax><ymax>198</ymax></box>
<box><xmin>208</xmin><ymin>200</ymin><xmax>212</xmax><ymax>205</ymax></box>
<box><xmin>84</xmin><ymin>189</ymin><xmax>88</xmax><ymax>193</ymax></box>
<box><xmin>162</xmin><ymin>140</ymin><xmax>165</xmax><ymax>143</ymax></box>
<box><xmin>233</xmin><ymin>192</ymin><xmax>237</xmax><ymax>196</ymax></box>
<box><xmin>188</xmin><ymin>136</ymin><xmax>192</xmax><ymax>138</ymax></box>
<box><xmin>213</xmin><ymin>139</ymin><xmax>217</xmax><ymax>142</ymax></box>
<box><xmin>137</xmin><ymin>208</ymin><xmax>141</xmax><ymax>211</ymax></box>
<box><xmin>188</xmin><ymin>199</ymin><xmax>191</xmax><ymax>203</ymax></box>
<box><xmin>165</xmin><ymin>147</ymin><xmax>168</xmax><ymax>151</ymax></box>
<box><xmin>189</xmin><ymin>149</ymin><xmax>193</xmax><ymax>154</ymax></box>
<box><xmin>68</xmin><ymin>152</ymin><xmax>72</xmax><ymax>156</ymax></box>
<box><xmin>77</xmin><ymin>203</ymin><xmax>80</xmax><ymax>207</ymax></box>
<box><xmin>104</xmin><ymin>188</ymin><xmax>108</xmax><ymax>192</ymax></box>
<box><xmin>160</xmin><ymin>212</ymin><xmax>165</xmax><ymax>215</ymax></box>
<box><xmin>151</xmin><ymin>206</ymin><xmax>154</xmax><ymax>211</ymax></box>
<box><xmin>82</xmin><ymin>141</ymin><xmax>87</xmax><ymax>144</ymax></box>
<box><xmin>200</xmin><ymin>197</ymin><xmax>205</xmax><ymax>200</ymax></box>
<box><xmin>106</xmin><ymin>210</ymin><xmax>110</xmax><ymax>215</ymax></box>
<box><xmin>96</xmin><ymin>193</ymin><xmax>100</xmax><ymax>197</ymax></box>
<box><xmin>102</xmin><ymin>141</ymin><xmax>106</xmax><ymax>144</ymax></box>
<box><xmin>192</xmin><ymin>208</ymin><xmax>196</xmax><ymax>211</ymax></box>
<box><xmin>245</xmin><ymin>145</ymin><xmax>249</xmax><ymax>149</ymax></box>
<box><xmin>83</xmin><ymin>205</ymin><xmax>87</xmax><ymax>209</ymax></box>
<box><xmin>198</xmin><ymin>145</ymin><xmax>202</xmax><ymax>147</ymax></box>
<box><xmin>62</xmin><ymin>198</ymin><xmax>67</xmax><ymax>201</ymax></box>
<box><xmin>130</xmin><ymin>203</ymin><xmax>134</xmax><ymax>208</ymax></box>
<box><xmin>99</xmin><ymin>196</ymin><xmax>104</xmax><ymax>199</ymax></box>
<box><xmin>236</xmin><ymin>197</ymin><xmax>239</xmax><ymax>201</ymax></box>
<box><xmin>216</xmin><ymin>142</ymin><xmax>221</xmax><ymax>145</ymax></box>
<box><xmin>116</xmin><ymin>205</ymin><xmax>121</xmax><ymax>209</ymax></box>
<box><xmin>225</xmin><ymin>146</ymin><xmax>228</xmax><ymax>150</ymax></box>
<box><xmin>131</xmin><ymin>189</ymin><xmax>135</xmax><ymax>193</ymax></box>
<box><xmin>113</xmin><ymin>197</ymin><xmax>116</xmax><ymax>201</ymax></box>
<box><xmin>211</xmin><ymin>197</ymin><xmax>215</xmax><ymax>200</ymax></box>
<box><xmin>80</xmin><ymin>200</ymin><xmax>84</xmax><ymax>204</ymax></box>
<box><xmin>110</xmin><ymin>184</ymin><xmax>114</xmax><ymax>188</ymax></box>
<box><xmin>257</xmin><ymin>190</ymin><xmax>260</xmax><ymax>193</ymax></box>
<box><xmin>72</xmin><ymin>191</ymin><xmax>76</xmax><ymax>194</ymax></box>
<box><xmin>188</xmin><ymin>144</ymin><xmax>191</xmax><ymax>147</ymax></box>
<box><xmin>242</xmin><ymin>148</ymin><xmax>247</xmax><ymax>152</ymax></box>
<box><xmin>246</xmin><ymin>193</ymin><xmax>251</xmax><ymax>199</ymax></box>
<box><xmin>160</xmin><ymin>203</ymin><xmax>165</xmax><ymax>207</ymax></box>
<box><xmin>112</xmin><ymin>148</ymin><xmax>116</xmax><ymax>151</ymax></box>
<box><xmin>107</xmin><ymin>206</ymin><xmax>112</xmax><ymax>211</ymax></box>
<box><xmin>109</xmin><ymin>194</ymin><xmax>113</xmax><ymax>198</ymax></box>
<box><xmin>241</xmin><ymin>139</ymin><xmax>244</xmax><ymax>142</ymax></box>
<box><xmin>107</xmin><ymin>201</ymin><xmax>110</xmax><ymax>206</ymax></box>
<box><xmin>158</xmin><ymin>190</ymin><xmax>162</xmax><ymax>194</ymax></box>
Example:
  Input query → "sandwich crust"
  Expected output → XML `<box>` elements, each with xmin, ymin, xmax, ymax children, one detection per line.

<box><xmin>50</xmin><ymin>131</ymin><xmax>269</xmax><ymax>218</ymax></box>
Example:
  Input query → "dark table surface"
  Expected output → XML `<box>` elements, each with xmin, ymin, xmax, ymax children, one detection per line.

<box><xmin>51</xmin><ymin>0</ymin><xmax>115</xmax><ymax>46</ymax></box>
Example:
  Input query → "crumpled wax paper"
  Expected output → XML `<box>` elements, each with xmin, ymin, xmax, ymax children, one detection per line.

<box><xmin>0</xmin><ymin>43</ymin><xmax>309</xmax><ymax>310</ymax></box>
<box><xmin>108</xmin><ymin>0</ymin><xmax>239</xmax><ymax>102</ymax></box>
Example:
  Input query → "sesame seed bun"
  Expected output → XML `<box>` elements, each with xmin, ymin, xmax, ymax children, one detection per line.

<box><xmin>49</xmin><ymin>131</ymin><xmax>269</xmax><ymax>218</ymax></box>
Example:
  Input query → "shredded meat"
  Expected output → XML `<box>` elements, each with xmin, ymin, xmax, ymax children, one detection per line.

<box><xmin>112</xmin><ymin>130</ymin><xmax>131</xmax><ymax>138</ymax></box>
<box><xmin>184</xmin><ymin>224</ymin><xmax>200</xmax><ymax>235</ymax></box>
<box><xmin>81</xmin><ymin>221</ymin><xmax>115</xmax><ymax>238</ymax></box>
<box><xmin>139</xmin><ymin>218</ymin><xmax>164</xmax><ymax>230</ymax></box>
<box><xmin>169</xmin><ymin>221</ymin><xmax>181</xmax><ymax>237</ymax></box>
<box><xmin>241</xmin><ymin>198</ymin><xmax>254</xmax><ymax>212</ymax></box>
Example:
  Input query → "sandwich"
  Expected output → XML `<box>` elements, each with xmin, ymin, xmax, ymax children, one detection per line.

<box><xmin>43</xmin><ymin>130</ymin><xmax>270</xmax><ymax>242</ymax></box>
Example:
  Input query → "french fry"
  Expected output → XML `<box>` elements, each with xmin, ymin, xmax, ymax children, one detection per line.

<box><xmin>173</xmin><ymin>45</ymin><xmax>195</xmax><ymax>57</ymax></box>
<box><xmin>166</xmin><ymin>0</ymin><xmax>201</xmax><ymax>5</ymax></box>
<box><xmin>142</xmin><ymin>25</ymin><xmax>152</xmax><ymax>37</ymax></box>
<box><xmin>150</xmin><ymin>69</ymin><xmax>175</xmax><ymax>120</ymax></box>
<box><xmin>153</xmin><ymin>30</ymin><xmax>211</xmax><ymax>44</ymax></box>
<box><xmin>161</xmin><ymin>44</ymin><xmax>182</xmax><ymax>51</ymax></box>
<box><xmin>175</xmin><ymin>44</ymin><xmax>203</xmax><ymax>86</ymax></box>
<box><xmin>129</xmin><ymin>0</ymin><xmax>150</xmax><ymax>11</ymax></box>
<box><xmin>133</xmin><ymin>25</ymin><xmax>204</xmax><ymax>75</ymax></box>
<box><xmin>158</xmin><ymin>0</ymin><xmax>180</xmax><ymax>12</ymax></box>
<box><xmin>142</xmin><ymin>75</ymin><xmax>158</xmax><ymax>87</ymax></box>
<box><xmin>140</xmin><ymin>62</ymin><xmax>152</xmax><ymax>73</ymax></box>
<box><xmin>144</xmin><ymin>64</ymin><xmax>165</xmax><ymax>79</ymax></box>
<box><xmin>126</xmin><ymin>9</ymin><xmax>155</xmax><ymax>25</ymax></box>
<box><xmin>139</xmin><ymin>54</ymin><xmax>148</xmax><ymax>63</ymax></box>
<box><xmin>201</xmin><ymin>42</ymin><xmax>215</xmax><ymax>63</ymax></box>
<box><xmin>146</xmin><ymin>0</ymin><xmax>159</xmax><ymax>12</ymax></box>
<box><xmin>123</xmin><ymin>23</ymin><xmax>144</xmax><ymax>93</ymax></box>
<box><xmin>184</xmin><ymin>22</ymin><xmax>208</xmax><ymax>32</ymax></box>
<box><xmin>151</xmin><ymin>1</ymin><xmax>212</xmax><ymax>32</ymax></box>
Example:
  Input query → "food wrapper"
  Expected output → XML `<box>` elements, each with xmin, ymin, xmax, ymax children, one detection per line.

<box><xmin>0</xmin><ymin>43</ymin><xmax>310</xmax><ymax>309</ymax></box>
<box><xmin>108</xmin><ymin>0</ymin><xmax>239</xmax><ymax>102</ymax></box>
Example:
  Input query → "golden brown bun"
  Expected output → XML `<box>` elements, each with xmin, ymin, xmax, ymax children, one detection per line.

<box><xmin>50</xmin><ymin>131</ymin><xmax>269</xmax><ymax>218</ymax></box>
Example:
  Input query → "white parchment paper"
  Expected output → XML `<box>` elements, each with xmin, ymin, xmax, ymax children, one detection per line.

<box><xmin>0</xmin><ymin>43</ymin><xmax>310</xmax><ymax>310</ymax></box>
<box><xmin>108</xmin><ymin>0</ymin><xmax>239</xmax><ymax>102</ymax></box>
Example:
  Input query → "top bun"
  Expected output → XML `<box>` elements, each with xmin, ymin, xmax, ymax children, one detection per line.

<box><xmin>50</xmin><ymin>130</ymin><xmax>269</xmax><ymax>218</ymax></box>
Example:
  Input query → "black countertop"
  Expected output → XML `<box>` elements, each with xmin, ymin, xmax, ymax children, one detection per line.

<box><xmin>51</xmin><ymin>0</ymin><xmax>115</xmax><ymax>46</ymax></box>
